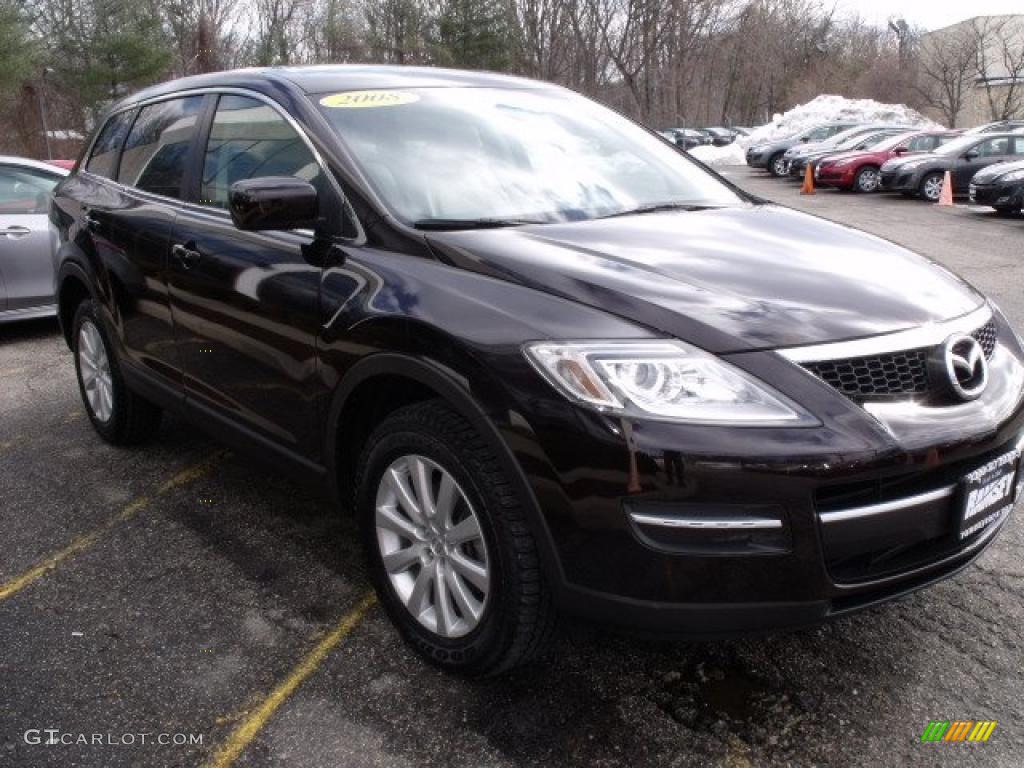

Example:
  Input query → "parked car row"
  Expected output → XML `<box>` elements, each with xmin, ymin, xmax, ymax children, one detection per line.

<box><xmin>660</xmin><ymin>125</ymin><xmax>749</xmax><ymax>150</ymax></box>
<box><xmin>746</xmin><ymin>119</ymin><xmax>1024</xmax><ymax>213</ymax></box>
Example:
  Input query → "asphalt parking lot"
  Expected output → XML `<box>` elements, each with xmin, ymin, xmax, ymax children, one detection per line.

<box><xmin>2</xmin><ymin>168</ymin><xmax>1022</xmax><ymax>768</ymax></box>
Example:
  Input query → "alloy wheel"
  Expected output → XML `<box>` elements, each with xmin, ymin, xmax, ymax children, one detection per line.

<box><xmin>374</xmin><ymin>454</ymin><xmax>490</xmax><ymax>639</ymax></box>
<box><xmin>78</xmin><ymin>320</ymin><xmax>114</xmax><ymax>423</ymax></box>
<box><xmin>922</xmin><ymin>174</ymin><xmax>944</xmax><ymax>202</ymax></box>
<box><xmin>771</xmin><ymin>155</ymin><xmax>787</xmax><ymax>176</ymax></box>
<box><xmin>857</xmin><ymin>168</ymin><xmax>879</xmax><ymax>192</ymax></box>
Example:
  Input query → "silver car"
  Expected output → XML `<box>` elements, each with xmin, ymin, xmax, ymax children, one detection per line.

<box><xmin>0</xmin><ymin>156</ymin><xmax>68</xmax><ymax>323</ymax></box>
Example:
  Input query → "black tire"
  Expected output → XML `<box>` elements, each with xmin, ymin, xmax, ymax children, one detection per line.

<box><xmin>920</xmin><ymin>172</ymin><xmax>945</xmax><ymax>202</ymax></box>
<box><xmin>355</xmin><ymin>399</ymin><xmax>555</xmax><ymax>676</ymax></box>
<box><xmin>72</xmin><ymin>300</ymin><xmax>161</xmax><ymax>444</ymax></box>
<box><xmin>768</xmin><ymin>152</ymin><xmax>787</xmax><ymax>177</ymax></box>
<box><xmin>993</xmin><ymin>205</ymin><xmax>1021</xmax><ymax>216</ymax></box>
<box><xmin>854</xmin><ymin>165</ymin><xmax>880</xmax><ymax>193</ymax></box>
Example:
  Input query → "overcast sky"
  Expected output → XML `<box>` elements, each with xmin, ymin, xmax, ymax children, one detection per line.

<box><xmin>834</xmin><ymin>1</ymin><xmax>1020</xmax><ymax>31</ymax></box>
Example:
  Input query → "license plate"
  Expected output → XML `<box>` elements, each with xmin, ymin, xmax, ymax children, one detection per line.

<box><xmin>959</xmin><ymin>451</ymin><xmax>1019</xmax><ymax>540</ymax></box>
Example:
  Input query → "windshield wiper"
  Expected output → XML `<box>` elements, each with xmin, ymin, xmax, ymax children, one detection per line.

<box><xmin>598</xmin><ymin>202</ymin><xmax>721</xmax><ymax>219</ymax></box>
<box><xmin>412</xmin><ymin>217</ymin><xmax>545</xmax><ymax>230</ymax></box>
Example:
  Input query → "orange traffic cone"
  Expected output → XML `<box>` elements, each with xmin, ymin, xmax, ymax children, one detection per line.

<box><xmin>800</xmin><ymin>162</ymin><xmax>815</xmax><ymax>195</ymax></box>
<box><xmin>937</xmin><ymin>170</ymin><xmax>954</xmax><ymax>206</ymax></box>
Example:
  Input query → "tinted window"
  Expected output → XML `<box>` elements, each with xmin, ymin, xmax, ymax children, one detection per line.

<box><xmin>85</xmin><ymin>110</ymin><xmax>135</xmax><ymax>179</ymax></box>
<box><xmin>1013</xmin><ymin>137</ymin><xmax>1024</xmax><ymax>154</ymax></box>
<box><xmin>200</xmin><ymin>95</ymin><xmax>324</xmax><ymax>209</ymax></box>
<box><xmin>0</xmin><ymin>165</ymin><xmax>61</xmax><ymax>214</ymax></box>
<box><xmin>118</xmin><ymin>96</ymin><xmax>205</xmax><ymax>198</ymax></box>
<box><xmin>978</xmin><ymin>138</ymin><xmax>1010</xmax><ymax>157</ymax></box>
<box><xmin>906</xmin><ymin>135</ymin><xmax>936</xmax><ymax>151</ymax></box>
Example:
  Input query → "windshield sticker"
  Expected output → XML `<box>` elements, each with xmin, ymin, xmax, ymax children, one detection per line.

<box><xmin>319</xmin><ymin>91</ymin><xmax>420</xmax><ymax>109</ymax></box>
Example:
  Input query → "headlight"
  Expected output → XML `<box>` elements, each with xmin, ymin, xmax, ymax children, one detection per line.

<box><xmin>900</xmin><ymin>160</ymin><xmax>928</xmax><ymax>170</ymax></box>
<box><xmin>831</xmin><ymin>158</ymin><xmax>853</xmax><ymax>168</ymax></box>
<box><xmin>524</xmin><ymin>341</ymin><xmax>816</xmax><ymax>425</ymax></box>
<box><xmin>998</xmin><ymin>169</ymin><xmax>1024</xmax><ymax>182</ymax></box>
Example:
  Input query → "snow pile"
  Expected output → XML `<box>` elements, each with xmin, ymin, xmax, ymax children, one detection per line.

<box><xmin>742</xmin><ymin>95</ymin><xmax>941</xmax><ymax>147</ymax></box>
<box><xmin>688</xmin><ymin>142</ymin><xmax>746</xmax><ymax>166</ymax></box>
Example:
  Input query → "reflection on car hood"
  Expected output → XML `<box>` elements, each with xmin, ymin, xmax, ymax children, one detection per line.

<box><xmin>973</xmin><ymin>158</ymin><xmax>1024</xmax><ymax>183</ymax></box>
<box><xmin>424</xmin><ymin>204</ymin><xmax>982</xmax><ymax>353</ymax></box>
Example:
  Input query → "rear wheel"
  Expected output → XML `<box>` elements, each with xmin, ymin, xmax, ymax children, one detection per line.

<box><xmin>920</xmin><ymin>172</ymin><xmax>945</xmax><ymax>202</ymax></box>
<box><xmin>993</xmin><ymin>205</ymin><xmax>1021</xmax><ymax>216</ymax></box>
<box><xmin>768</xmin><ymin>152</ymin><xmax>787</xmax><ymax>177</ymax></box>
<box><xmin>854</xmin><ymin>165</ymin><xmax>880</xmax><ymax>193</ymax></box>
<box><xmin>355</xmin><ymin>400</ymin><xmax>555</xmax><ymax>676</ymax></box>
<box><xmin>72</xmin><ymin>300</ymin><xmax>161</xmax><ymax>444</ymax></box>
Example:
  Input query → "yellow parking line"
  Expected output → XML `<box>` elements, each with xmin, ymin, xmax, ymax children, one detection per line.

<box><xmin>0</xmin><ymin>453</ymin><xmax>224</xmax><ymax>602</ymax></box>
<box><xmin>204</xmin><ymin>592</ymin><xmax>378</xmax><ymax>768</ymax></box>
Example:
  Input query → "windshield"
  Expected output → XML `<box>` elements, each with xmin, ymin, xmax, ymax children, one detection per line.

<box><xmin>315</xmin><ymin>87</ymin><xmax>743</xmax><ymax>225</ymax></box>
<box><xmin>934</xmin><ymin>135</ymin><xmax>984</xmax><ymax>155</ymax></box>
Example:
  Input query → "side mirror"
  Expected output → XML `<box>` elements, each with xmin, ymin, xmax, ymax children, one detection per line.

<box><xmin>964</xmin><ymin>149</ymin><xmax>980</xmax><ymax>161</ymax></box>
<box><xmin>892</xmin><ymin>146</ymin><xmax>908</xmax><ymax>155</ymax></box>
<box><xmin>800</xmin><ymin>136</ymin><xmax>810</xmax><ymax>142</ymax></box>
<box><xmin>229</xmin><ymin>177</ymin><xmax>319</xmax><ymax>231</ymax></box>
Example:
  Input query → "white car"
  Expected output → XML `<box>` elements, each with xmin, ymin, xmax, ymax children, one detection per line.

<box><xmin>0</xmin><ymin>156</ymin><xmax>69</xmax><ymax>323</ymax></box>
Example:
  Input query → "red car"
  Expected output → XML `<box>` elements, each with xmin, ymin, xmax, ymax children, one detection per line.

<box><xmin>47</xmin><ymin>159</ymin><xmax>76</xmax><ymax>170</ymax></box>
<box><xmin>815</xmin><ymin>130</ymin><xmax>960</xmax><ymax>192</ymax></box>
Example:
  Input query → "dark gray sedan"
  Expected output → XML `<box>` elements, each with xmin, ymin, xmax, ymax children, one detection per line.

<box><xmin>879</xmin><ymin>134</ymin><xmax>1024</xmax><ymax>201</ymax></box>
<box><xmin>0</xmin><ymin>156</ymin><xmax>68</xmax><ymax>323</ymax></box>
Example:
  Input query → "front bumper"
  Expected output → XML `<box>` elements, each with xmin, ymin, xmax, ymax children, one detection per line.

<box><xmin>514</xmin><ymin>319</ymin><xmax>1024</xmax><ymax>635</ymax></box>
<box><xmin>815</xmin><ymin>164</ymin><xmax>855</xmax><ymax>188</ymax></box>
<box><xmin>745</xmin><ymin>148</ymin><xmax>769</xmax><ymax>168</ymax></box>
<box><xmin>880</xmin><ymin>168</ymin><xmax>923</xmax><ymax>193</ymax></box>
<box><xmin>970</xmin><ymin>181</ymin><xmax>1024</xmax><ymax>209</ymax></box>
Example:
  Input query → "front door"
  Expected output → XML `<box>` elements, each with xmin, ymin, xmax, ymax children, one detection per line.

<box><xmin>955</xmin><ymin>137</ymin><xmax>1012</xmax><ymax>189</ymax></box>
<box><xmin>0</xmin><ymin>163</ymin><xmax>64</xmax><ymax>311</ymax></box>
<box><xmin>167</xmin><ymin>94</ymin><xmax>330</xmax><ymax>460</ymax></box>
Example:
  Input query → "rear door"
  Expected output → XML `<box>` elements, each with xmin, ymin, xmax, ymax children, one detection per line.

<box><xmin>74</xmin><ymin>95</ymin><xmax>209</xmax><ymax>389</ymax></box>
<box><xmin>167</xmin><ymin>93</ymin><xmax>332</xmax><ymax>460</ymax></box>
<box><xmin>0</xmin><ymin>163</ymin><xmax>64</xmax><ymax>310</ymax></box>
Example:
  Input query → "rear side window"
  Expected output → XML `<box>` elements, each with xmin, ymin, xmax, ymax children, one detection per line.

<box><xmin>1013</xmin><ymin>137</ymin><xmax>1024</xmax><ymax>155</ymax></box>
<box><xmin>85</xmin><ymin>111</ymin><xmax>135</xmax><ymax>179</ymax></box>
<box><xmin>199</xmin><ymin>95</ymin><xmax>324</xmax><ymax>209</ymax></box>
<box><xmin>117</xmin><ymin>96</ymin><xmax>205</xmax><ymax>198</ymax></box>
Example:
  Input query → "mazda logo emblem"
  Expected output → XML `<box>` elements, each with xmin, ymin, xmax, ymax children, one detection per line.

<box><xmin>941</xmin><ymin>334</ymin><xmax>988</xmax><ymax>401</ymax></box>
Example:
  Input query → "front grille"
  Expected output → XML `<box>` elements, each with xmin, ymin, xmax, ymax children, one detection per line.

<box><xmin>805</xmin><ymin>349</ymin><xmax>929</xmax><ymax>398</ymax></box>
<box><xmin>802</xmin><ymin>320</ymin><xmax>997</xmax><ymax>401</ymax></box>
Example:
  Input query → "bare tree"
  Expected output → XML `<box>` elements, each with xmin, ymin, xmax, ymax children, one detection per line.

<box><xmin>915</xmin><ymin>24</ymin><xmax>978</xmax><ymax>127</ymax></box>
<box><xmin>971</xmin><ymin>16</ymin><xmax>1024</xmax><ymax>121</ymax></box>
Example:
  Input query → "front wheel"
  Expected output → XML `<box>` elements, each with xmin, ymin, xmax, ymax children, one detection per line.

<box><xmin>768</xmin><ymin>152</ymin><xmax>787</xmax><ymax>177</ymax></box>
<box><xmin>355</xmin><ymin>400</ymin><xmax>555</xmax><ymax>676</ymax></box>
<box><xmin>920</xmin><ymin>172</ymin><xmax>945</xmax><ymax>202</ymax></box>
<box><xmin>854</xmin><ymin>165</ymin><xmax>880</xmax><ymax>193</ymax></box>
<box><xmin>72</xmin><ymin>300</ymin><xmax>161</xmax><ymax>444</ymax></box>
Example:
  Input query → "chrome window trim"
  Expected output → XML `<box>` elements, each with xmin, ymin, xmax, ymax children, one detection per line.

<box><xmin>78</xmin><ymin>86</ymin><xmax>364</xmax><ymax>243</ymax></box>
<box><xmin>818</xmin><ymin>485</ymin><xmax>956</xmax><ymax>524</ymax></box>
<box><xmin>777</xmin><ymin>304</ymin><xmax>993</xmax><ymax>364</ymax></box>
<box><xmin>629</xmin><ymin>512</ymin><xmax>783</xmax><ymax>530</ymax></box>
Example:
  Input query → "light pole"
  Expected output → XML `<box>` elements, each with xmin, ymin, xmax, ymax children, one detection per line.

<box><xmin>36</xmin><ymin>67</ymin><xmax>54</xmax><ymax>161</ymax></box>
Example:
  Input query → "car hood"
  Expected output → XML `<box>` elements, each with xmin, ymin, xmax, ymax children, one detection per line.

<box><xmin>424</xmin><ymin>204</ymin><xmax>982</xmax><ymax>354</ymax></box>
<box><xmin>973</xmin><ymin>158</ymin><xmax>1024</xmax><ymax>183</ymax></box>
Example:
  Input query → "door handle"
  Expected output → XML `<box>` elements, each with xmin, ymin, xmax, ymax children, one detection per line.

<box><xmin>0</xmin><ymin>225</ymin><xmax>31</xmax><ymax>238</ymax></box>
<box><xmin>171</xmin><ymin>243</ymin><xmax>201</xmax><ymax>268</ymax></box>
<box><xmin>84</xmin><ymin>215</ymin><xmax>101</xmax><ymax>233</ymax></box>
